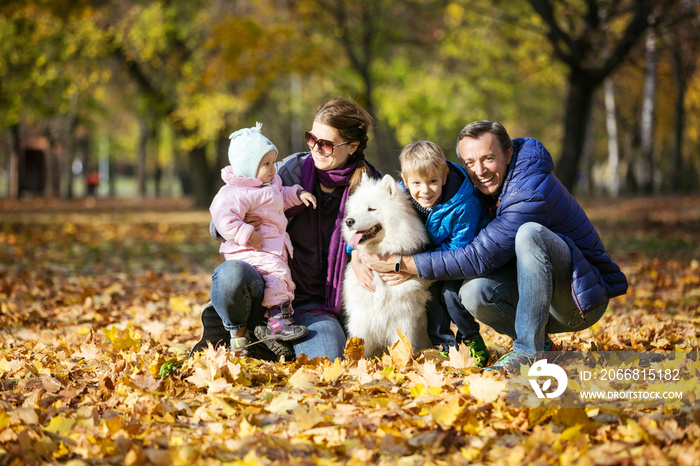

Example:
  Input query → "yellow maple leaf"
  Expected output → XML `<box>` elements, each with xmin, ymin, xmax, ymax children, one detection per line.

<box><xmin>0</xmin><ymin>411</ymin><xmax>11</xmax><ymax>430</ymax></box>
<box><xmin>389</xmin><ymin>329</ymin><xmax>413</xmax><ymax>368</ymax></box>
<box><xmin>409</xmin><ymin>383</ymin><xmax>443</xmax><ymax>398</ymax></box>
<box><xmin>464</xmin><ymin>373</ymin><xmax>507</xmax><ymax>404</ymax></box>
<box><xmin>420</xmin><ymin>361</ymin><xmax>446</xmax><ymax>387</ymax></box>
<box><xmin>321</xmin><ymin>358</ymin><xmax>345</xmax><ymax>383</ymax></box>
<box><xmin>286</xmin><ymin>368</ymin><xmax>317</xmax><ymax>390</ymax></box>
<box><xmin>0</xmin><ymin>357</ymin><xmax>23</xmax><ymax>376</ymax></box>
<box><xmin>103</xmin><ymin>326</ymin><xmax>141</xmax><ymax>351</ymax></box>
<box><xmin>45</xmin><ymin>415</ymin><xmax>76</xmax><ymax>435</ymax></box>
<box><xmin>291</xmin><ymin>405</ymin><xmax>326</xmax><ymax>431</ymax></box>
<box><xmin>446</xmin><ymin>344</ymin><xmax>478</xmax><ymax>369</ymax></box>
<box><xmin>148</xmin><ymin>355</ymin><xmax>166</xmax><ymax>378</ymax></box>
<box><xmin>343</xmin><ymin>336</ymin><xmax>365</xmax><ymax>366</ymax></box>
<box><xmin>73</xmin><ymin>343</ymin><xmax>105</xmax><ymax>362</ymax></box>
<box><xmin>266</xmin><ymin>393</ymin><xmax>302</xmax><ymax>415</ymax></box>
<box><xmin>238</xmin><ymin>417</ymin><xmax>258</xmax><ymax>438</ymax></box>
<box><xmin>429</xmin><ymin>395</ymin><xmax>463</xmax><ymax>427</ymax></box>
<box><xmin>185</xmin><ymin>366</ymin><xmax>215</xmax><ymax>389</ymax></box>
<box><xmin>616</xmin><ymin>419</ymin><xmax>650</xmax><ymax>444</ymax></box>
<box><xmin>168</xmin><ymin>296</ymin><xmax>192</xmax><ymax>313</ymax></box>
<box><xmin>349</xmin><ymin>358</ymin><xmax>375</xmax><ymax>384</ymax></box>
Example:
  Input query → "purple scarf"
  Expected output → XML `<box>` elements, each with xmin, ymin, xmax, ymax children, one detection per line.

<box><xmin>286</xmin><ymin>156</ymin><xmax>358</xmax><ymax>317</ymax></box>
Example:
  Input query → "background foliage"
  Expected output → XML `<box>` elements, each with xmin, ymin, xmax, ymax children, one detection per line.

<box><xmin>1</xmin><ymin>0</ymin><xmax>699</xmax><ymax>204</ymax></box>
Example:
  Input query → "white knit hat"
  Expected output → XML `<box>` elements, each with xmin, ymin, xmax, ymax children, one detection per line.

<box><xmin>228</xmin><ymin>122</ymin><xmax>278</xmax><ymax>179</ymax></box>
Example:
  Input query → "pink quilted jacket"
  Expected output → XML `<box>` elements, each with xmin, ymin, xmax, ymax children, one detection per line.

<box><xmin>209</xmin><ymin>166</ymin><xmax>303</xmax><ymax>258</ymax></box>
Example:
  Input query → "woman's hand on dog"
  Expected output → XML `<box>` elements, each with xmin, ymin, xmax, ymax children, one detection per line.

<box><xmin>351</xmin><ymin>251</ymin><xmax>376</xmax><ymax>292</ymax></box>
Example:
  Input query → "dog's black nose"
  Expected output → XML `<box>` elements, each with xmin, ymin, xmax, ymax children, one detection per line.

<box><xmin>345</xmin><ymin>218</ymin><xmax>355</xmax><ymax>228</ymax></box>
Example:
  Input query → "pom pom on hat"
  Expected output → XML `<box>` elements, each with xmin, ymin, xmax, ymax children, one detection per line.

<box><xmin>228</xmin><ymin>122</ymin><xmax>278</xmax><ymax>179</ymax></box>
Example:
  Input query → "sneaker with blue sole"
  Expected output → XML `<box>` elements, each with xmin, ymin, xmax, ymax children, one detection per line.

<box><xmin>484</xmin><ymin>350</ymin><xmax>535</xmax><ymax>375</ymax></box>
<box><xmin>485</xmin><ymin>336</ymin><xmax>558</xmax><ymax>375</ymax></box>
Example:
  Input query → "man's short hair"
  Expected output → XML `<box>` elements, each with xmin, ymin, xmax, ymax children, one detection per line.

<box><xmin>457</xmin><ymin>121</ymin><xmax>513</xmax><ymax>157</ymax></box>
<box><xmin>399</xmin><ymin>140</ymin><xmax>449</xmax><ymax>180</ymax></box>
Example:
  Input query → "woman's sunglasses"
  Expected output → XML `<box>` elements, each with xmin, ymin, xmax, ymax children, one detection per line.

<box><xmin>305</xmin><ymin>131</ymin><xmax>350</xmax><ymax>155</ymax></box>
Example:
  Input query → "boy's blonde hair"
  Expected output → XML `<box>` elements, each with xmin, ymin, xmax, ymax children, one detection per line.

<box><xmin>399</xmin><ymin>140</ymin><xmax>449</xmax><ymax>180</ymax></box>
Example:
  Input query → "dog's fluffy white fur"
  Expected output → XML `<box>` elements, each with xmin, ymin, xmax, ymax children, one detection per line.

<box><xmin>342</xmin><ymin>174</ymin><xmax>432</xmax><ymax>358</ymax></box>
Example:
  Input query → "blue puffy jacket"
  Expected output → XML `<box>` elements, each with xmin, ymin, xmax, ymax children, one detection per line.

<box><xmin>423</xmin><ymin>161</ymin><xmax>489</xmax><ymax>251</ymax></box>
<box><xmin>413</xmin><ymin>137</ymin><xmax>628</xmax><ymax>315</ymax></box>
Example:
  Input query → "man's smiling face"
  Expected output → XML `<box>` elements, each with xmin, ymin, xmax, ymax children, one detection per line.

<box><xmin>458</xmin><ymin>132</ymin><xmax>513</xmax><ymax>197</ymax></box>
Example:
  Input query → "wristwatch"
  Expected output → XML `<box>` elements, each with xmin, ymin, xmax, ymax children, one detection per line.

<box><xmin>394</xmin><ymin>254</ymin><xmax>402</xmax><ymax>273</ymax></box>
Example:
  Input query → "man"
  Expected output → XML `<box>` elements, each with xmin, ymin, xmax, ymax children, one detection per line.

<box><xmin>363</xmin><ymin>121</ymin><xmax>627</xmax><ymax>373</ymax></box>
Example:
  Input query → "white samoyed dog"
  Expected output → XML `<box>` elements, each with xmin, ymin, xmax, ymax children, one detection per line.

<box><xmin>342</xmin><ymin>173</ymin><xmax>432</xmax><ymax>358</ymax></box>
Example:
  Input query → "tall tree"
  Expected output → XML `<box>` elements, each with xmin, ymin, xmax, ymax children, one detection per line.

<box><xmin>291</xmin><ymin>0</ymin><xmax>451</xmax><ymax>171</ymax></box>
<box><xmin>665</xmin><ymin>0</ymin><xmax>700</xmax><ymax>192</ymax></box>
<box><xmin>604</xmin><ymin>76</ymin><xmax>621</xmax><ymax>197</ymax></box>
<box><xmin>638</xmin><ymin>25</ymin><xmax>657</xmax><ymax>193</ymax></box>
<box><xmin>526</xmin><ymin>0</ymin><xmax>656</xmax><ymax>191</ymax></box>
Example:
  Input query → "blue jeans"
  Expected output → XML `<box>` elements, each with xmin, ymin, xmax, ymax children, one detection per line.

<box><xmin>196</xmin><ymin>260</ymin><xmax>347</xmax><ymax>360</ymax></box>
<box><xmin>427</xmin><ymin>280</ymin><xmax>481</xmax><ymax>349</ymax></box>
<box><xmin>190</xmin><ymin>260</ymin><xmax>267</xmax><ymax>355</ymax></box>
<box><xmin>459</xmin><ymin>223</ymin><xmax>608</xmax><ymax>358</ymax></box>
<box><xmin>292</xmin><ymin>303</ymin><xmax>347</xmax><ymax>361</ymax></box>
<box><xmin>210</xmin><ymin>260</ymin><xmax>266</xmax><ymax>333</ymax></box>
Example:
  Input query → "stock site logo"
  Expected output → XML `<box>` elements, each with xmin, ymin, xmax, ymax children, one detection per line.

<box><xmin>528</xmin><ymin>359</ymin><xmax>568</xmax><ymax>398</ymax></box>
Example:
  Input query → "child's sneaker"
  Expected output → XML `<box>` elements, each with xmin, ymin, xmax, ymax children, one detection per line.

<box><xmin>261</xmin><ymin>302</ymin><xmax>308</xmax><ymax>341</ymax></box>
<box><xmin>484</xmin><ymin>350</ymin><xmax>534</xmax><ymax>375</ymax></box>
<box><xmin>463</xmin><ymin>336</ymin><xmax>490</xmax><ymax>368</ymax></box>
<box><xmin>254</xmin><ymin>326</ymin><xmax>295</xmax><ymax>360</ymax></box>
<box><xmin>230</xmin><ymin>331</ymin><xmax>249</xmax><ymax>357</ymax></box>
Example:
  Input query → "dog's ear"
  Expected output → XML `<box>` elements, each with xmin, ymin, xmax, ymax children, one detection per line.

<box><xmin>381</xmin><ymin>174</ymin><xmax>400</xmax><ymax>198</ymax></box>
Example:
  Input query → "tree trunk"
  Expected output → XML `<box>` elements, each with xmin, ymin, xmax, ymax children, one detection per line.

<box><xmin>8</xmin><ymin>125</ymin><xmax>20</xmax><ymax>200</ymax></box>
<box><xmin>582</xmin><ymin>111</ymin><xmax>595</xmax><ymax>196</ymax></box>
<box><xmin>289</xmin><ymin>73</ymin><xmax>303</xmax><ymax>152</ymax></box>
<box><xmin>187</xmin><ymin>145</ymin><xmax>214</xmax><ymax>208</ymax></box>
<box><xmin>604</xmin><ymin>76</ymin><xmax>621</xmax><ymax>197</ymax></box>
<box><xmin>555</xmin><ymin>75</ymin><xmax>595</xmax><ymax>192</ymax></box>
<box><xmin>670</xmin><ymin>41</ymin><xmax>687</xmax><ymax>193</ymax></box>
<box><xmin>639</xmin><ymin>27</ymin><xmax>657</xmax><ymax>193</ymax></box>
<box><xmin>137</xmin><ymin>117</ymin><xmax>149</xmax><ymax>198</ymax></box>
<box><xmin>216</xmin><ymin>132</ymin><xmax>229</xmax><ymax>172</ymax></box>
<box><xmin>43</xmin><ymin>136</ymin><xmax>55</xmax><ymax>198</ymax></box>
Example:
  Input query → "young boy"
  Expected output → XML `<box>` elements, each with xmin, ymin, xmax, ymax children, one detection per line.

<box><xmin>398</xmin><ymin>141</ymin><xmax>491</xmax><ymax>366</ymax></box>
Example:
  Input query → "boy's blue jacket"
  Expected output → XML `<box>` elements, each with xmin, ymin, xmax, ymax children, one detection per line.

<box><xmin>421</xmin><ymin>161</ymin><xmax>489</xmax><ymax>251</ymax></box>
<box><xmin>413</xmin><ymin>137</ymin><xmax>628</xmax><ymax>315</ymax></box>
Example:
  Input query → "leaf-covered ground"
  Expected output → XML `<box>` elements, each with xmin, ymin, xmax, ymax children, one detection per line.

<box><xmin>0</xmin><ymin>196</ymin><xmax>698</xmax><ymax>465</ymax></box>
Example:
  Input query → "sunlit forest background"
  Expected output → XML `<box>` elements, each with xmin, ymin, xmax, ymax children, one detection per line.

<box><xmin>1</xmin><ymin>0</ymin><xmax>699</xmax><ymax>207</ymax></box>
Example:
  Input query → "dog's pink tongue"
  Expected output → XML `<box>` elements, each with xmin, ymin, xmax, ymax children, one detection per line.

<box><xmin>348</xmin><ymin>232</ymin><xmax>364</xmax><ymax>249</ymax></box>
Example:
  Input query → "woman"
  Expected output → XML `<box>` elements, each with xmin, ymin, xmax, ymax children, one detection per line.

<box><xmin>191</xmin><ymin>97</ymin><xmax>381</xmax><ymax>361</ymax></box>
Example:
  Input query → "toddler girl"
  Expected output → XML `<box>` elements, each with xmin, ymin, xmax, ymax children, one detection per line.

<box><xmin>209</xmin><ymin>123</ymin><xmax>317</xmax><ymax>353</ymax></box>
